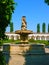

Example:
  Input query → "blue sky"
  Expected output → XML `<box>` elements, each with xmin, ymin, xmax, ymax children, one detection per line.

<box><xmin>6</xmin><ymin>0</ymin><xmax>49</xmax><ymax>32</ymax></box>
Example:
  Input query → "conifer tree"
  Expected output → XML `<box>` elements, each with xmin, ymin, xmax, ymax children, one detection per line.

<box><xmin>37</xmin><ymin>24</ymin><xmax>40</xmax><ymax>33</ymax></box>
<box><xmin>42</xmin><ymin>23</ymin><xmax>46</xmax><ymax>33</ymax></box>
<box><xmin>48</xmin><ymin>24</ymin><xmax>49</xmax><ymax>33</ymax></box>
<box><xmin>10</xmin><ymin>22</ymin><xmax>13</xmax><ymax>32</ymax></box>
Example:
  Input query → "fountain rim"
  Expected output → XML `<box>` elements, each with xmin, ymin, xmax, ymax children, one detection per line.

<box><xmin>15</xmin><ymin>30</ymin><xmax>33</xmax><ymax>34</ymax></box>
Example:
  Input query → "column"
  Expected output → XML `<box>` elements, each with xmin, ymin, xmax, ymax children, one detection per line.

<box><xmin>34</xmin><ymin>37</ymin><xmax>36</xmax><ymax>40</ymax></box>
<box><xmin>45</xmin><ymin>36</ymin><xmax>46</xmax><ymax>40</ymax></box>
<box><xmin>14</xmin><ymin>36</ymin><xmax>17</xmax><ymax>40</ymax></box>
<box><xmin>9</xmin><ymin>35</ymin><xmax>11</xmax><ymax>39</ymax></box>
<box><xmin>40</xmin><ymin>37</ymin><xmax>41</xmax><ymax>40</ymax></box>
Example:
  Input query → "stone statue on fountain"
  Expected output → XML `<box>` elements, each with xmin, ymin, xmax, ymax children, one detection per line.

<box><xmin>21</xmin><ymin>16</ymin><xmax>27</xmax><ymax>30</ymax></box>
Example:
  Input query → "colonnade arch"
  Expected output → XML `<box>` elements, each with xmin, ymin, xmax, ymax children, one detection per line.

<box><xmin>5</xmin><ymin>33</ymin><xmax>49</xmax><ymax>40</ymax></box>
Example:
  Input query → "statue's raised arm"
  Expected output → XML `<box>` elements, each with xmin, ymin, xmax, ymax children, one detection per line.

<box><xmin>21</xmin><ymin>16</ymin><xmax>27</xmax><ymax>30</ymax></box>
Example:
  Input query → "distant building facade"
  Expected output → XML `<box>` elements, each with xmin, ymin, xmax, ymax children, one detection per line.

<box><xmin>5</xmin><ymin>32</ymin><xmax>49</xmax><ymax>40</ymax></box>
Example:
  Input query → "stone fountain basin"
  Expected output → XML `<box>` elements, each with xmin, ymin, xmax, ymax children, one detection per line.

<box><xmin>3</xmin><ymin>43</ymin><xmax>45</xmax><ymax>55</ymax></box>
<box><xmin>15</xmin><ymin>30</ymin><xmax>33</xmax><ymax>34</ymax></box>
<box><xmin>2</xmin><ymin>43</ymin><xmax>45</xmax><ymax>65</ymax></box>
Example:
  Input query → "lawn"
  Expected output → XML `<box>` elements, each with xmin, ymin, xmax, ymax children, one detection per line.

<box><xmin>29</xmin><ymin>39</ymin><xmax>49</xmax><ymax>45</ymax></box>
<box><xmin>0</xmin><ymin>39</ymin><xmax>49</xmax><ymax>45</ymax></box>
<box><xmin>0</xmin><ymin>39</ymin><xmax>20</xmax><ymax>44</ymax></box>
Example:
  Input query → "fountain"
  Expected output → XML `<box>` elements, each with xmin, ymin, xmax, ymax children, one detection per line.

<box><xmin>3</xmin><ymin>16</ymin><xmax>45</xmax><ymax>65</ymax></box>
<box><xmin>15</xmin><ymin>16</ymin><xmax>33</xmax><ymax>43</ymax></box>
<box><xmin>15</xmin><ymin>16</ymin><xmax>45</xmax><ymax>54</ymax></box>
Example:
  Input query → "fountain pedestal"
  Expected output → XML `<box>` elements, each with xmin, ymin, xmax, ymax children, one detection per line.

<box><xmin>15</xmin><ymin>30</ymin><xmax>33</xmax><ymax>43</ymax></box>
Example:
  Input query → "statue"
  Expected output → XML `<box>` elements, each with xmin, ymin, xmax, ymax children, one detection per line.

<box><xmin>21</xmin><ymin>16</ymin><xmax>27</xmax><ymax>30</ymax></box>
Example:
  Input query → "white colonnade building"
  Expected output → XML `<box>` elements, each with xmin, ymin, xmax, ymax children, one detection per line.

<box><xmin>5</xmin><ymin>32</ymin><xmax>49</xmax><ymax>41</ymax></box>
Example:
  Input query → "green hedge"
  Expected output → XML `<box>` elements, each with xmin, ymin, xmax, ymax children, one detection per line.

<box><xmin>0</xmin><ymin>39</ymin><xmax>49</xmax><ymax>45</ymax></box>
<box><xmin>0</xmin><ymin>39</ymin><xmax>21</xmax><ymax>43</ymax></box>
<box><xmin>29</xmin><ymin>39</ymin><xmax>49</xmax><ymax>45</ymax></box>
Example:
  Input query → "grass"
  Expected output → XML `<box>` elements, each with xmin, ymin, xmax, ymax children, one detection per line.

<box><xmin>29</xmin><ymin>39</ymin><xmax>49</xmax><ymax>45</ymax></box>
<box><xmin>0</xmin><ymin>39</ymin><xmax>21</xmax><ymax>44</ymax></box>
<box><xmin>0</xmin><ymin>39</ymin><xmax>49</xmax><ymax>45</ymax></box>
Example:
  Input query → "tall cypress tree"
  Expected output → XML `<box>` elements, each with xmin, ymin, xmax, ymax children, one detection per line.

<box><xmin>48</xmin><ymin>24</ymin><xmax>49</xmax><ymax>33</ymax></box>
<box><xmin>10</xmin><ymin>22</ymin><xmax>13</xmax><ymax>32</ymax></box>
<box><xmin>42</xmin><ymin>23</ymin><xmax>46</xmax><ymax>33</ymax></box>
<box><xmin>37</xmin><ymin>23</ymin><xmax>40</xmax><ymax>33</ymax></box>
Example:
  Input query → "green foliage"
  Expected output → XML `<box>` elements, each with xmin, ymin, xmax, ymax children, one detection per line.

<box><xmin>10</xmin><ymin>22</ymin><xmax>13</xmax><ymax>32</ymax></box>
<box><xmin>45</xmin><ymin>0</ymin><xmax>49</xmax><ymax>5</ymax></box>
<box><xmin>37</xmin><ymin>23</ymin><xmax>40</xmax><ymax>33</ymax></box>
<box><xmin>0</xmin><ymin>0</ymin><xmax>16</xmax><ymax>65</ymax></box>
<box><xmin>29</xmin><ymin>39</ymin><xmax>35</xmax><ymax>43</ymax></box>
<box><xmin>0</xmin><ymin>39</ymin><xmax>21</xmax><ymax>43</ymax></box>
<box><xmin>0</xmin><ymin>52</ymin><xmax>6</xmax><ymax>65</ymax></box>
<box><xmin>48</xmin><ymin>24</ymin><xmax>49</xmax><ymax>32</ymax></box>
<box><xmin>0</xmin><ymin>0</ymin><xmax>15</xmax><ymax>39</ymax></box>
<box><xmin>29</xmin><ymin>39</ymin><xmax>49</xmax><ymax>45</ymax></box>
<box><xmin>0</xmin><ymin>41</ymin><xmax>6</xmax><ymax>65</ymax></box>
<box><xmin>42</xmin><ymin>23</ymin><xmax>46</xmax><ymax>33</ymax></box>
<box><xmin>0</xmin><ymin>39</ymin><xmax>49</xmax><ymax>45</ymax></box>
